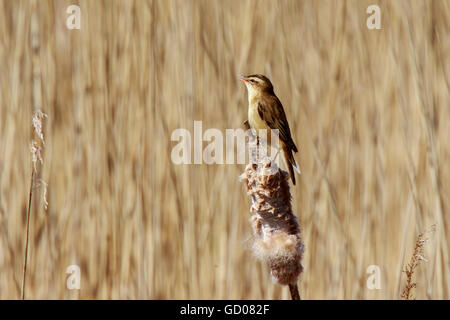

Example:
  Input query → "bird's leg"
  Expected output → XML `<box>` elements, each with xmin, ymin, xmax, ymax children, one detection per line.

<box><xmin>268</xmin><ymin>130</ymin><xmax>281</xmax><ymax>167</ymax></box>
<box><xmin>265</xmin><ymin>145</ymin><xmax>282</xmax><ymax>173</ymax></box>
<box><xmin>272</xmin><ymin>147</ymin><xmax>281</xmax><ymax>163</ymax></box>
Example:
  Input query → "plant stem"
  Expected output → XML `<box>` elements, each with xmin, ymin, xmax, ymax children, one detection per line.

<box><xmin>21</xmin><ymin>169</ymin><xmax>34</xmax><ymax>300</ymax></box>
<box><xmin>289</xmin><ymin>283</ymin><xmax>300</xmax><ymax>300</ymax></box>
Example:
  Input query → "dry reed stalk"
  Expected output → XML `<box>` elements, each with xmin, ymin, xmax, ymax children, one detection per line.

<box><xmin>401</xmin><ymin>226</ymin><xmax>435</xmax><ymax>300</ymax></box>
<box><xmin>22</xmin><ymin>165</ymin><xmax>34</xmax><ymax>300</ymax></box>
<box><xmin>22</xmin><ymin>0</ymin><xmax>46</xmax><ymax>299</ymax></box>
<box><xmin>22</xmin><ymin>110</ymin><xmax>47</xmax><ymax>300</ymax></box>
<box><xmin>240</xmin><ymin>125</ymin><xmax>304</xmax><ymax>300</ymax></box>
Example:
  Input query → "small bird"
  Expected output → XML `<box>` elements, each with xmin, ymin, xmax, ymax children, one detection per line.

<box><xmin>240</xmin><ymin>74</ymin><xmax>300</xmax><ymax>185</ymax></box>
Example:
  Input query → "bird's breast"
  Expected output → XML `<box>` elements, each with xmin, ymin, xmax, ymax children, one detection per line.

<box><xmin>248</xmin><ymin>104</ymin><xmax>267</xmax><ymax>130</ymax></box>
<box><xmin>248</xmin><ymin>103</ymin><xmax>275</xmax><ymax>146</ymax></box>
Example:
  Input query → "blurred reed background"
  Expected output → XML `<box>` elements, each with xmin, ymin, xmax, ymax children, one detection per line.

<box><xmin>0</xmin><ymin>0</ymin><xmax>449</xmax><ymax>299</ymax></box>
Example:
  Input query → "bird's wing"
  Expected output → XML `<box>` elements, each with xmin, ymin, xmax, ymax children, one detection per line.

<box><xmin>257</xmin><ymin>97</ymin><xmax>298</xmax><ymax>152</ymax></box>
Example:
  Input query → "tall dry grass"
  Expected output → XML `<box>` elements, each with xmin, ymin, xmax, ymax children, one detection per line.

<box><xmin>0</xmin><ymin>0</ymin><xmax>449</xmax><ymax>299</ymax></box>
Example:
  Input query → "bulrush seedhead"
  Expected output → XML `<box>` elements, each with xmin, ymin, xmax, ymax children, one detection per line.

<box><xmin>240</xmin><ymin>129</ymin><xmax>304</xmax><ymax>299</ymax></box>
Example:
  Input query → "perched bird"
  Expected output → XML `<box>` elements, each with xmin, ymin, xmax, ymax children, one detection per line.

<box><xmin>240</xmin><ymin>74</ymin><xmax>300</xmax><ymax>185</ymax></box>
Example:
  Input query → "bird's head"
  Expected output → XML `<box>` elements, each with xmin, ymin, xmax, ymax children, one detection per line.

<box><xmin>239</xmin><ymin>74</ymin><xmax>274</xmax><ymax>96</ymax></box>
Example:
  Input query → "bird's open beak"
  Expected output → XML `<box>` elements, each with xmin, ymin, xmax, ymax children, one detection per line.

<box><xmin>239</xmin><ymin>74</ymin><xmax>249</xmax><ymax>82</ymax></box>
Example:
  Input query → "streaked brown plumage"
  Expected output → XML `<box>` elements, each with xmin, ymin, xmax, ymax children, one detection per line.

<box><xmin>240</xmin><ymin>74</ymin><xmax>299</xmax><ymax>185</ymax></box>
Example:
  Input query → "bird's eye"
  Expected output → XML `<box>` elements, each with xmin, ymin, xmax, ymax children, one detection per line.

<box><xmin>250</xmin><ymin>79</ymin><xmax>255</xmax><ymax>83</ymax></box>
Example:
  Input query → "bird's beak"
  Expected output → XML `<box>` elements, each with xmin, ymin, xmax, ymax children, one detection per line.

<box><xmin>239</xmin><ymin>74</ymin><xmax>249</xmax><ymax>82</ymax></box>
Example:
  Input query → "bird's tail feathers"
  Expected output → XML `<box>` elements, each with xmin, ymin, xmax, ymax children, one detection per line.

<box><xmin>282</xmin><ymin>146</ymin><xmax>299</xmax><ymax>185</ymax></box>
<box><xmin>293</xmin><ymin>158</ymin><xmax>301</xmax><ymax>174</ymax></box>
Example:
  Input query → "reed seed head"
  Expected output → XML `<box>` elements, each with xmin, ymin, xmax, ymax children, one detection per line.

<box><xmin>240</xmin><ymin>132</ymin><xmax>304</xmax><ymax>287</ymax></box>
